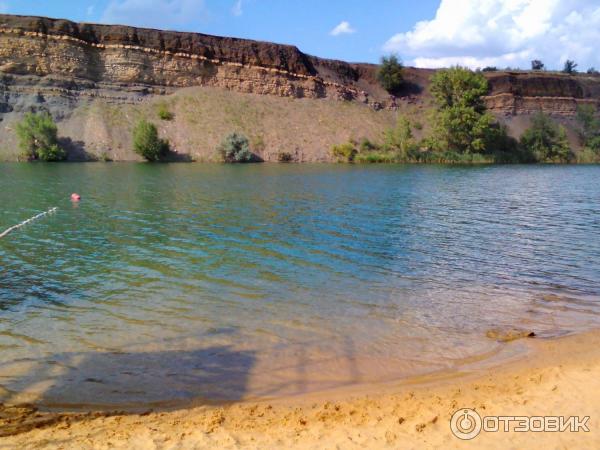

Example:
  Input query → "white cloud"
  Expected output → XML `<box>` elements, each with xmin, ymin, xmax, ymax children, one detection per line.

<box><xmin>330</xmin><ymin>21</ymin><xmax>356</xmax><ymax>36</ymax></box>
<box><xmin>86</xmin><ymin>5</ymin><xmax>95</xmax><ymax>17</ymax></box>
<box><xmin>384</xmin><ymin>0</ymin><xmax>600</xmax><ymax>70</ymax></box>
<box><xmin>232</xmin><ymin>0</ymin><xmax>243</xmax><ymax>16</ymax></box>
<box><xmin>101</xmin><ymin>0</ymin><xmax>207</xmax><ymax>30</ymax></box>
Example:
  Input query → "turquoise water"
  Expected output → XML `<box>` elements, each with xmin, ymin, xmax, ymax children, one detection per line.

<box><xmin>1</xmin><ymin>163</ymin><xmax>599</xmax><ymax>410</ymax></box>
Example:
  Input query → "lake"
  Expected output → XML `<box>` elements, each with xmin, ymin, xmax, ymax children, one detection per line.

<box><xmin>1</xmin><ymin>163</ymin><xmax>599</xmax><ymax>410</ymax></box>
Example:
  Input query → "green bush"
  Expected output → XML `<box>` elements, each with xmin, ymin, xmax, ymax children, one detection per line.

<box><xmin>334</xmin><ymin>131</ymin><xmax>420</xmax><ymax>164</ymax></box>
<box><xmin>133</xmin><ymin>119</ymin><xmax>170</xmax><ymax>161</ymax></box>
<box><xmin>427</xmin><ymin>67</ymin><xmax>519</xmax><ymax>158</ymax></box>
<box><xmin>331</xmin><ymin>142</ymin><xmax>358</xmax><ymax>162</ymax></box>
<box><xmin>377</xmin><ymin>55</ymin><xmax>404</xmax><ymax>94</ymax></box>
<box><xmin>383</xmin><ymin>116</ymin><xmax>414</xmax><ymax>158</ymax></box>
<box><xmin>355</xmin><ymin>152</ymin><xmax>396</xmax><ymax>163</ymax></box>
<box><xmin>218</xmin><ymin>132</ymin><xmax>254</xmax><ymax>163</ymax></box>
<box><xmin>587</xmin><ymin>136</ymin><xmax>600</xmax><ymax>152</ymax></box>
<box><xmin>16</xmin><ymin>112</ymin><xmax>66</xmax><ymax>161</ymax></box>
<box><xmin>575</xmin><ymin>148</ymin><xmax>600</xmax><ymax>163</ymax></box>
<box><xmin>157</xmin><ymin>103</ymin><xmax>174</xmax><ymax>121</ymax></box>
<box><xmin>334</xmin><ymin>137</ymin><xmax>402</xmax><ymax>163</ymax></box>
<box><xmin>359</xmin><ymin>138</ymin><xmax>378</xmax><ymax>153</ymax></box>
<box><xmin>519</xmin><ymin>112</ymin><xmax>572</xmax><ymax>162</ymax></box>
<box><xmin>575</xmin><ymin>104</ymin><xmax>600</xmax><ymax>152</ymax></box>
<box><xmin>37</xmin><ymin>144</ymin><xmax>67</xmax><ymax>162</ymax></box>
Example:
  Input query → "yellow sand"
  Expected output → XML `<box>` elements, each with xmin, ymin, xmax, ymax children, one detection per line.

<box><xmin>1</xmin><ymin>330</ymin><xmax>599</xmax><ymax>449</ymax></box>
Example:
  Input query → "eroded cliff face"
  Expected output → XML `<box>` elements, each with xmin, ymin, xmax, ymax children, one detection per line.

<box><xmin>0</xmin><ymin>14</ymin><xmax>599</xmax><ymax>161</ymax></box>
<box><xmin>484</xmin><ymin>72</ymin><xmax>600</xmax><ymax>116</ymax></box>
<box><xmin>2</xmin><ymin>14</ymin><xmax>599</xmax><ymax>114</ymax></box>
<box><xmin>0</xmin><ymin>14</ymin><xmax>376</xmax><ymax>108</ymax></box>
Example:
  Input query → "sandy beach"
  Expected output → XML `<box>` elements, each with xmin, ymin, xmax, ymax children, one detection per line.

<box><xmin>1</xmin><ymin>330</ymin><xmax>599</xmax><ymax>449</ymax></box>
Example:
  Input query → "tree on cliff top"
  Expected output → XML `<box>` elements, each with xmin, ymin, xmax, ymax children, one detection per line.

<box><xmin>16</xmin><ymin>112</ymin><xmax>66</xmax><ymax>161</ymax></box>
<box><xmin>377</xmin><ymin>55</ymin><xmax>404</xmax><ymax>95</ymax></box>
<box><xmin>563</xmin><ymin>60</ymin><xmax>578</xmax><ymax>74</ymax></box>
<box><xmin>133</xmin><ymin>119</ymin><xmax>170</xmax><ymax>162</ymax></box>
<box><xmin>430</xmin><ymin>66</ymin><xmax>489</xmax><ymax>112</ymax></box>
<box><xmin>531</xmin><ymin>60</ymin><xmax>545</xmax><ymax>71</ymax></box>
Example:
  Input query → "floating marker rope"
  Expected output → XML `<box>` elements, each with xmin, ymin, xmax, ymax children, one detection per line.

<box><xmin>0</xmin><ymin>207</ymin><xmax>58</xmax><ymax>239</ymax></box>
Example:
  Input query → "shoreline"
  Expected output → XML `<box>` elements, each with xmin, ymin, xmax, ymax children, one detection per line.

<box><xmin>2</xmin><ymin>160</ymin><xmax>600</xmax><ymax>165</ymax></box>
<box><xmin>2</xmin><ymin>329</ymin><xmax>599</xmax><ymax>448</ymax></box>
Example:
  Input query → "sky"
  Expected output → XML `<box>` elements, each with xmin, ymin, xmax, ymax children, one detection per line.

<box><xmin>2</xmin><ymin>0</ymin><xmax>600</xmax><ymax>71</ymax></box>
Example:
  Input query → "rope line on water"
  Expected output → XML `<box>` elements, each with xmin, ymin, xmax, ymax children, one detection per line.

<box><xmin>0</xmin><ymin>207</ymin><xmax>58</xmax><ymax>239</ymax></box>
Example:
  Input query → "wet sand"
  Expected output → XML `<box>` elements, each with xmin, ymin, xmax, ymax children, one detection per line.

<box><xmin>1</xmin><ymin>330</ymin><xmax>599</xmax><ymax>449</ymax></box>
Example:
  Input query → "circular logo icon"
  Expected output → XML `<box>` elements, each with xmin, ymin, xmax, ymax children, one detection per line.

<box><xmin>450</xmin><ymin>408</ymin><xmax>482</xmax><ymax>440</ymax></box>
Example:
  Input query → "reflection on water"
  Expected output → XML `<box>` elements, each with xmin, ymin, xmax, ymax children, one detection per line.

<box><xmin>0</xmin><ymin>163</ymin><xmax>599</xmax><ymax>409</ymax></box>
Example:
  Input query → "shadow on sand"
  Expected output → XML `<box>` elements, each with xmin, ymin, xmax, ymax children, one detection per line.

<box><xmin>1</xmin><ymin>346</ymin><xmax>257</xmax><ymax>412</ymax></box>
<box><xmin>0</xmin><ymin>343</ymin><xmax>256</xmax><ymax>437</ymax></box>
<box><xmin>0</xmin><ymin>332</ymin><xmax>361</xmax><ymax>437</ymax></box>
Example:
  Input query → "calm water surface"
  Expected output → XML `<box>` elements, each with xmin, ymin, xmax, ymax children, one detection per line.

<box><xmin>0</xmin><ymin>163</ymin><xmax>599</xmax><ymax>409</ymax></box>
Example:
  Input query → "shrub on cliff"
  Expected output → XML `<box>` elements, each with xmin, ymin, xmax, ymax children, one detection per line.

<box><xmin>383</xmin><ymin>117</ymin><xmax>415</xmax><ymax>158</ymax></box>
<box><xmin>520</xmin><ymin>112</ymin><xmax>572</xmax><ymax>162</ymax></box>
<box><xmin>157</xmin><ymin>103</ymin><xmax>174</xmax><ymax>121</ymax></box>
<box><xmin>531</xmin><ymin>60</ymin><xmax>545</xmax><ymax>71</ymax></box>
<box><xmin>218</xmin><ymin>132</ymin><xmax>254</xmax><ymax>163</ymax></box>
<box><xmin>359</xmin><ymin>138</ymin><xmax>378</xmax><ymax>153</ymax></box>
<box><xmin>377</xmin><ymin>55</ymin><xmax>404</xmax><ymax>95</ymax></box>
<box><xmin>576</xmin><ymin>104</ymin><xmax>600</xmax><ymax>151</ymax></box>
<box><xmin>563</xmin><ymin>60</ymin><xmax>578</xmax><ymax>74</ymax></box>
<box><xmin>331</xmin><ymin>142</ymin><xmax>358</xmax><ymax>162</ymax></box>
<box><xmin>38</xmin><ymin>144</ymin><xmax>68</xmax><ymax>162</ymax></box>
<box><xmin>16</xmin><ymin>112</ymin><xmax>66</xmax><ymax>161</ymax></box>
<box><xmin>133</xmin><ymin>119</ymin><xmax>170</xmax><ymax>161</ymax></box>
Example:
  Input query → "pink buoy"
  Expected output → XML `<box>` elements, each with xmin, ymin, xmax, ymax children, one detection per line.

<box><xmin>71</xmin><ymin>193</ymin><xmax>81</xmax><ymax>202</ymax></box>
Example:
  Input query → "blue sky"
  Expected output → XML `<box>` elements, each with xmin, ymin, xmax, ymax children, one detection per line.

<box><xmin>2</xmin><ymin>1</ymin><xmax>600</xmax><ymax>70</ymax></box>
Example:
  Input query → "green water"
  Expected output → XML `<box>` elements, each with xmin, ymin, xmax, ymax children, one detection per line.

<box><xmin>1</xmin><ymin>163</ymin><xmax>599</xmax><ymax>409</ymax></box>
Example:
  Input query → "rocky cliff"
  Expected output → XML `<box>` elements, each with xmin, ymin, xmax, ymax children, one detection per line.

<box><xmin>0</xmin><ymin>14</ymin><xmax>599</xmax><ymax>161</ymax></box>
<box><xmin>0</xmin><ymin>14</ymin><xmax>378</xmax><ymax>105</ymax></box>
<box><xmin>484</xmin><ymin>72</ymin><xmax>600</xmax><ymax>116</ymax></box>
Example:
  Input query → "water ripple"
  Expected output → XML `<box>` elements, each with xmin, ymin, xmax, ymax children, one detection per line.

<box><xmin>0</xmin><ymin>163</ymin><xmax>599</xmax><ymax>407</ymax></box>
